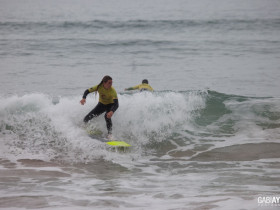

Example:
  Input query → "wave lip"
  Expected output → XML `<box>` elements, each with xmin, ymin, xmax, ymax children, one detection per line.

<box><xmin>1</xmin><ymin>90</ymin><xmax>280</xmax><ymax>162</ymax></box>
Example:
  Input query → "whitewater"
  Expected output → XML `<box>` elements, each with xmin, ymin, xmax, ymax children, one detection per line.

<box><xmin>1</xmin><ymin>90</ymin><xmax>280</xmax><ymax>209</ymax></box>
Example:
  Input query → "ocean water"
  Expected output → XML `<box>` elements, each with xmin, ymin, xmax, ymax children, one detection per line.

<box><xmin>1</xmin><ymin>0</ymin><xmax>280</xmax><ymax>209</ymax></box>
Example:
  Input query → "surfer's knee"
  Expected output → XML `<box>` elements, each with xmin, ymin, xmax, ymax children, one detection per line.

<box><xmin>83</xmin><ymin>116</ymin><xmax>89</xmax><ymax>123</ymax></box>
<box><xmin>104</xmin><ymin>113</ymin><xmax>109</xmax><ymax>121</ymax></box>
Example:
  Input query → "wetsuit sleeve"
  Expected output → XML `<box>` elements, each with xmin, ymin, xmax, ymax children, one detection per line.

<box><xmin>126</xmin><ymin>85</ymin><xmax>140</xmax><ymax>90</ymax></box>
<box><xmin>82</xmin><ymin>89</ymin><xmax>90</xmax><ymax>99</ymax></box>
<box><xmin>111</xmin><ymin>99</ymin><xmax>119</xmax><ymax>112</ymax></box>
<box><xmin>88</xmin><ymin>85</ymin><xmax>98</xmax><ymax>93</ymax></box>
<box><xmin>83</xmin><ymin>85</ymin><xmax>98</xmax><ymax>99</ymax></box>
<box><xmin>132</xmin><ymin>85</ymin><xmax>140</xmax><ymax>90</ymax></box>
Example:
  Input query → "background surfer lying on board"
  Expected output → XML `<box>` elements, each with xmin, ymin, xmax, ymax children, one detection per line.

<box><xmin>124</xmin><ymin>79</ymin><xmax>154</xmax><ymax>92</ymax></box>
<box><xmin>80</xmin><ymin>75</ymin><xmax>119</xmax><ymax>139</ymax></box>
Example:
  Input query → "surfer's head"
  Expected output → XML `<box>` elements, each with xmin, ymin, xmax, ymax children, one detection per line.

<box><xmin>102</xmin><ymin>75</ymin><xmax>112</xmax><ymax>84</ymax></box>
<box><xmin>102</xmin><ymin>75</ymin><xmax>113</xmax><ymax>89</ymax></box>
<box><xmin>97</xmin><ymin>75</ymin><xmax>113</xmax><ymax>90</ymax></box>
<box><xmin>142</xmin><ymin>79</ymin><xmax>148</xmax><ymax>84</ymax></box>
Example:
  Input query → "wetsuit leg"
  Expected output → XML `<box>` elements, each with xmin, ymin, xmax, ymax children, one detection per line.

<box><xmin>104</xmin><ymin>104</ymin><xmax>114</xmax><ymax>134</ymax></box>
<box><xmin>83</xmin><ymin>103</ymin><xmax>106</xmax><ymax>123</ymax></box>
<box><xmin>104</xmin><ymin>115</ymin><xmax>112</xmax><ymax>134</ymax></box>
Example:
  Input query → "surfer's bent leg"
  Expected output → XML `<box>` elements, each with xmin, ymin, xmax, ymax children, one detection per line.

<box><xmin>104</xmin><ymin>114</ymin><xmax>112</xmax><ymax>134</ymax></box>
<box><xmin>104</xmin><ymin>103</ymin><xmax>115</xmax><ymax>134</ymax></box>
<box><xmin>83</xmin><ymin>103</ymin><xmax>105</xmax><ymax>123</ymax></box>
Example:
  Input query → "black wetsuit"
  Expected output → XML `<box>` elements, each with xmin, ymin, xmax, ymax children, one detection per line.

<box><xmin>83</xmin><ymin>100</ymin><xmax>119</xmax><ymax>134</ymax></box>
<box><xmin>82</xmin><ymin>88</ymin><xmax>119</xmax><ymax>134</ymax></box>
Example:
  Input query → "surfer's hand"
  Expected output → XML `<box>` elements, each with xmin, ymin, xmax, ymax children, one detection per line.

<box><xmin>80</xmin><ymin>98</ymin><xmax>86</xmax><ymax>105</ymax></box>
<box><xmin>106</xmin><ymin>111</ymin><xmax>114</xmax><ymax>119</ymax></box>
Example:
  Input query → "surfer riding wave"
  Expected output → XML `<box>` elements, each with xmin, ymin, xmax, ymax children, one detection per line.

<box><xmin>80</xmin><ymin>75</ymin><xmax>119</xmax><ymax>138</ymax></box>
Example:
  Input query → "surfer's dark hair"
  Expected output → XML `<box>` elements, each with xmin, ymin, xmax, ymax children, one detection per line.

<box><xmin>142</xmin><ymin>79</ymin><xmax>148</xmax><ymax>84</ymax></box>
<box><xmin>97</xmin><ymin>75</ymin><xmax>112</xmax><ymax>91</ymax></box>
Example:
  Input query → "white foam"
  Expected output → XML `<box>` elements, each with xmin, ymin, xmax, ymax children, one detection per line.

<box><xmin>0</xmin><ymin>91</ymin><xmax>207</xmax><ymax>165</ymax></box>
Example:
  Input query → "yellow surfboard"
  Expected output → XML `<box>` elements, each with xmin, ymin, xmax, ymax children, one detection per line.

<box><xmin>106</xmin><ymin>141</ymin><xmax>131</xmax><ymax>147</ymax></box>
<box><xmin>86</xmin><ymin>129</ymin><xmax>131</xmax><ymax>147</ymax></box>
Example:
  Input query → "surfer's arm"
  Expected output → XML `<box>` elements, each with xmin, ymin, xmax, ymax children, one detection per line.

<box><xmin>106</xmin><ymin>99</ymin><xmax>119</xmax><ymax>119</ymax></box>
<box><xmin>82</xmin><ymin>85</ymin><xmax>98</xmax><ymax>99</ymax></box>
<box><xmin>125</xmin><ymin>85</ymin><xmax>140</xmax><ymax>91</ymax></box>
<box><xmin>111</xmin><ymin>99</ymin><xmax>119</xmax><ymax>112</ymax></box>
<box><xmin>80</xmin><ymin>89</ymin><xmax>90</xmax><ymax>105</ymax></box>
<box><xmin>82</xmin><ymin>89</ymin><xmax>90</xmax><ymax>99</ymax></box>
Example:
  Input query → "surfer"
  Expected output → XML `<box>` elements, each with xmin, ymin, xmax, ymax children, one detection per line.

<box><xmin>80</xmin><ymin>75</ymin><xmax>119</xmax><ymax>138</ymax></box>
<box><xmin>124</xmin><ymin>79</ymin><xmax>154</xmax><ymax>92</ymax></box>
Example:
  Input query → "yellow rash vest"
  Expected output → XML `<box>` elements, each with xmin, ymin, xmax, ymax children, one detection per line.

<box><xmin>88</xmin><ymin>85</ymin><xmax>118</xmax><ymax>105</ymax></box>
<box><xmin>128</xmin><ymin>83</ymin><xmax>154</xmax><ymax>91</ymax></box>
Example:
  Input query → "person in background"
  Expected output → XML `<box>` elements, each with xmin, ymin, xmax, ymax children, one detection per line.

<box><xmin>80</xmin><ymin>75</ymin><xmax>119</xmax><ymax>139</ymax></box>
<box><xmin>124</xmin><ymin>79</ymin><xmax>154</xmax><ymax>92</ymax></box>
